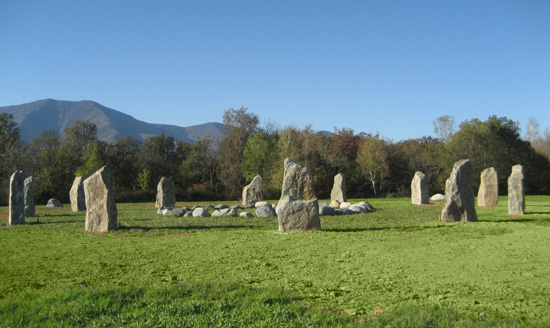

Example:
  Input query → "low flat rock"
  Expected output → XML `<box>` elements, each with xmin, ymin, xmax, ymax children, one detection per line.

<box><xmin>348</xmin><ymin>205</ymin><xmax>368</xmax><ymax>213</ymax></box>
<box><xmin>215</xmin><ymin>204</ymin><xmax>229</xmax><ymax>210</ymax></box>
<box><xmin>355</xmin><ymin>201</ymin><xmax>374</xmax><ymax>212</ymax></box>
<box><xmin>329</xmin><ymin>199</ymin><xmax>341</xmax><ymax>208</ymax></box>
<box><xmin>319</xmin><ymin>205</ymin><xmax>335</xmax><ymax>216</ymax></box>
<box><xmin>339</xmin><ymin>202</ymin><xmax>351</xmax><ymax>209</ymax></box>
<box><xmin>255</xmin><ymin>201</ymin><xmax>270</xmax><ymax>208</ymax></box>
<box><xmin>192</xmin><ymin>208</ymin><xmax>211</xmax><ymax>217</ymax></box>
<box><xmin>256</xmin><ymin>205</ymin><xmax>277</xmax><ymax>217</ymax></box>
<box><xmin>240</xmin><ymin>211</ymin><xmax>253</xmax><ymax>218</ymax></box>
<box><xmin>430</xmin><ymin>194</ymin><xmax>445</xmax><ymax>201</ymax></box>
<box><xmin>162</xmin><ymin>208</ymin><xmax>186</xmax><ymax>217</ymax></box>
<box><xmin>47</xmin><ymin>198</ymin><xmax>63</xmax><ymax>207</ymax></box>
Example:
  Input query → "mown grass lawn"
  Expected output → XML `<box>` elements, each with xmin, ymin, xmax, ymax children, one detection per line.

<box><xmin>1</xmin><ymin>196</ymin><xmax>549</xmax><ymax>327</ymax></box>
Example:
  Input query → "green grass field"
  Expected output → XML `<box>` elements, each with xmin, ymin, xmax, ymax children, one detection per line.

<box><xmin>1</xmin><ymin>197</ymin><xmax>549</xmax><ymax>327</ymax></box>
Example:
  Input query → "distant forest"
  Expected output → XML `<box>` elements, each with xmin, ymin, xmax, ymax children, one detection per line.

<box><xmin>1</xmin><ymin>109</ymin><xmax>550</xmax><ymax>205</ymax></box>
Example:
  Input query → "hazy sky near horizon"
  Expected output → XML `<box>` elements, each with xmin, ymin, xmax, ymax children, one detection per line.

<box><xmin>1</xmin><ymin>1</ymin><xmax>549</xmax><ymax>141</ymax></box>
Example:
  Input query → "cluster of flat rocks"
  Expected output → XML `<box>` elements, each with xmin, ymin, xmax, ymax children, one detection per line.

<box><xmin>156</xmin><ymin>201</ymin><xmax>278</xmax><ymax>218</ymax></box>
<box><xmin>319</xmin><ymin>200</ymin><xmax>374</xmax><ymax>216</ymax></box>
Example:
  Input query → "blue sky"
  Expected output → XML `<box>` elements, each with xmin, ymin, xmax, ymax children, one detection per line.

<box><xmin>1</xmin><ymin>1</ymin><xmax>549</xmax><ymax>141</ymax></box>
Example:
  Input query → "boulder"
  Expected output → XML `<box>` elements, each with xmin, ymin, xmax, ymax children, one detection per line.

<box><xmin>477</xmin><ymin>167</ymin><xmax>498</xmax><ymax>208</ymax></box>
<box><xmin>256</xmin><ymin>205</ymin><xmax>277</xmax><ymax>217</ymax></box>
<box><xmin>348</xmin><ymin>204</ymin><xmax>368</xmax><ymax>213</ymax></box>
<box><xmin>240</xmin><ymin>211</ymin><xmax>253</xmax><ymax>218</ymax></box>
<box><xmin>192</xmin><ymin>208</ymin><xmax>210</xmax><ymax>217</ymax></box>
<box><xmin>155</xmin><ymin>176</ymin><xmax>176</xmax><ymax>208</ymax></box>
<box><xmin>329</xmin><ymin>199</ymin><xmax>341</xmax><ymax>208</ymax></box>
<box><xmin>508</xmin><ymin>165</ymin><xmax>524</xmax><ymax>216</ymax></box>
<box><xmin>254</xmin><ymin>201</ymin><xmax>270</xmax><ymax>208</ymax></box>
<box><xmin>335</xmin><ymin>208</ymin><xmax>353</xmax><ymax>215</ymax></box>
<box><xmin>319</xmin><ymin>205</ymin><xmax>335</xmax><ymax>216</ymax></box>
<box><xmin>242</xmin><ymin>175</ymin><xmax>263</xmax><ymax>206</ymax></box>
<box><xmin>430</xmin><ymin>194</ymin><xmax>445</xmax><ymax>201</ymax></box>
<box><xmin>24</xmin><ymin>176</ymin><xmax>35</xmax><ymax>217</ymax></box>
<box><xmin>330</xmin><ymin>173</ymin><xmax>347</xmax><ymax>204</ymax></box>
<box><xmin>69</xmin><ymin>176</ymin><xmax>86</xmax><ymax>212</ymax></box>
<box><xmin>215</xmin><ymin>204</ymin><xmax>229</xmax><ymax>210</ymax></box>
<box><xmin>355</xmin><ymin>201</ymin><xmax>374</xmax><ymax>212</ymax></box>
<box><xmin>411</xmin><ymin>171</ymin><xmax>429</xmax><ymax>205</ymax></box>
<box><xmin>47</xmin><ymin>198</ymin><xmax>63</xmax><ymax>207</ymax></box>
<box><xmin>213</xmin><ymin>208</ymin><xmax>236</xmax><ymax>217</ymax></box>
<box><xmin>184</xmin><ymin>212</ymin><xmax>193</xmax><ymax>217</ymax></box>
<box><xmin>276</xmin><ymin>158</ymin><xmax>321</xmax><ymax>232</ymax></box>
<box><xmin>440</xmin><ymin>159</ymin><xmax>477</xmax><ymax>222</ymax></box>
<box><xmin>340</xmin><ymin>202</ymin><xmax>351</xmax><ymax>209</ymax></box>
<box><xmin>9</xmin><ymin>171</ymin><xmax>25</xmax><ymax>225</ymax></box>
<box><xmin>162</xmin><ymin>208</ymin><xmax>186</xmax><ymax>217</ymax></box>
<box><xmin>84</xmin><ymin>166</ymin><xmax>118</xmax><ymax>233</ymax></box>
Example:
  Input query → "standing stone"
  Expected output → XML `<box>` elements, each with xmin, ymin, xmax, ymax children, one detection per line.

<box><xmin>411</xmin><ymin>171</ymin><xmax>429</xmax><ymax>205</ymax></box>
<box><xmin>242</xmin><ymin>175</ymin><xmax>263</xmax><ymax>206</ymax></box>
<box><xmin>441</xmin><ymin>159</ymin><xmax>477</xmax><ymax>222</ymax></box>
<box><xmin>155</xmin><ymin>176</ymin><xmax>175</xmax><ymax>208</ymax></box>
<box><xmin>70</xmin><ymin>176</ymin><xmax>86</xmax><ymax>212</ymax></box>
<box><xmin>8</xmin><ymin>171</ymin><xmax>25</xmax><ymax>225</ymax></box>
<box><xmin>330</xmin><ymin>173</ymin><xmax>347</xmax><ymax>204</ymax></box>
<box><xmin>508</xmin><ymin>165</ymin><xmax>524</xmax><ymax>216</ymax></box>
<box><xmin>84</xmin><ymin>166</ymin><xmax>118</xmax><ymax>233</ymax></box>
<box><xmin>276</xmin><ymin>158</ymin><xmax>321</xmax><ymax>232</ymax></box>
<box><xmin>24</xmin><ymin>176</ymin><xmax>35</xmax><ymax>217</ymax></box>
<box><xmin>477</xmin><ymin>167</ymin><xmax>498</xmax><ymax>208</ymax></box>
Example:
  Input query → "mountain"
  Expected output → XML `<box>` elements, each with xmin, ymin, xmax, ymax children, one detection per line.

<box><xmin>0</xmin><ymin>99</ymin><xmax>224</xmax><ymax>144</ymax></box>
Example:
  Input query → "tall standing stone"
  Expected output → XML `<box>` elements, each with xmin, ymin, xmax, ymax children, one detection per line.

<box><xmin>242</xmin><ymin>175</ymin><xmax>263</xmax><ymax>206</ymax></box>
<box><xmin>276</xmin><ymin>158</ymin><xmax>321</xmax><ymax>232</ymax></box>
<box><xmin>70</xmin><ymin>176</ymin><xmax>86</xmax><ymax>212</ymax></box>
<box><xmin>24</xmin><ymin>176</ymin><xmax>35</xmax><ymax>217</ymax></box>
<box><xmin>477</xmin><ymin>167</ymin><xmax>498</xmax><ymax>208</ymax></box>
<box><xmin>155</xmin><ymin>176</ymin><xmax>175</xmax><ymax>208</ymax></box>
<box><xmin>9</xmin><ymin>171</ymin><xmax>25</xmax><ymax>225</ymax></box>
<box><xmin>84</xmin><ymin>166</ymin><xmax>118</xmax><ymax>233</ymax></box>
<box><xmin>508</xmin><ymin>164</ymin><xmax>524</xmax><ymax>216</ymax></box>
<box><xmin>411</xmin><ymin>171</ymin><xmax>429</xmax><ymax>205</ymax></box>
<box><xmin>330</xmin><ymin>173</ymin><xmax>347</xmax><ymax>205</ymax></box>
<box><xmin>441</xmin><ymin>159</ymin><xmax>477</xmax><ymax>222</ymax></box>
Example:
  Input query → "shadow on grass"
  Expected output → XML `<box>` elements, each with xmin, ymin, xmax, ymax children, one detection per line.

<box><xmin>484</xmin><ymin>217</ymin><xmax>550</xmax><ymax>223</ymax></box>
<box><xmin>324</xmin><ymin>227</ymin><xmax>391</xmax><ymax>232</ymax></box>
<box><xmin>117</xmin><ymin>224</ymin><xmax>259</xmax><ymax>232</ymax></box>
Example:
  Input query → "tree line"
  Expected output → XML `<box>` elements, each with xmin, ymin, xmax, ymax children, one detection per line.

<box><xmin>1</xmin><ymin>110</ymin><xmax>550</xmax><ymax>206</ymax></box>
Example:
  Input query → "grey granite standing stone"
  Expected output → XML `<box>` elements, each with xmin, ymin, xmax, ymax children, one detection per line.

<box><xmin>84</xmin><ymin>166</ymin><xmax>118</xmax><ymax>233</ymax></box>
<box><xmin>70</xmin><ymin>176</ymin><xmax>86</xmax><ymax>212</ymax></box>
<box><xmin>155</xmin><ymin>176</ymin><xmax>176</xmax><ymax>208</ymax></box>
<box><xmin>276</xmin><ymin>158</ymin><xmax>321</xmax><ymax>232</ymax></box>
<box><xmin>330</xmin><ymin>173</ymin><xmax>347</xmax><ymax>204</ymax></box>
<box><xmin>24</xmin><ymin>176</ymin><xmax>35</xmax><ymax>217</ymax></box>
<box><xmin>9</xmin><ymin>171</ymin><xmax>25</xmax><ymax>225</ymax></box>
<box><xmin>441</xmin><ymin>159</ymin><xmax>477</xmax><ymax>222</ymax></box>
<box><xmin>242</xmin><ymin>175</ymin><xmax>263</xmax><ymax>206</ymax></box>
<box><xmin>508</xmin><ymin>165</ymin><xmax>524</xmax><ymax>216</ymax></box>
<box><xmin>411</xmin><ymin>171</ymin><xmax>429</xmax><ymax>205</ymax></box>
<box><xmin>477</xmin><ymin>167</ymin><xmax>498</xmax><ymax>208</ymax></box>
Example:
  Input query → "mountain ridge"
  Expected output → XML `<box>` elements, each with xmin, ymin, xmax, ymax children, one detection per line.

<box><xmin>0</xmin><ymin>99</ymin><xmax>224</xmax><ymax>144</ymax></box>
